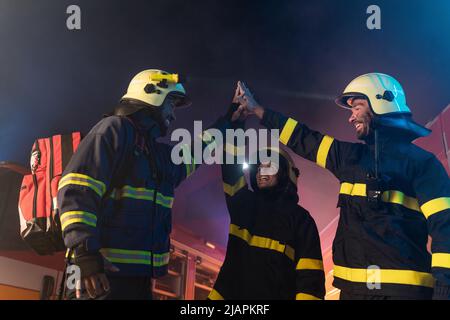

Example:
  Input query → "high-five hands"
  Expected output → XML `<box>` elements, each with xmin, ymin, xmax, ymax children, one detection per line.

<box><xmin>230</xmin><ymin>82</ymin><xmax>249</xmax><ymax>122</ymax></box>
<box><xmin>236</xmin><ymin>81</ymin><xmax>260</xmax><ymax>112</ymax></box>
<box><xmin>231</xmin><ymin>81</ymin><xmax>264</xmax><ymax>121</ymax></box>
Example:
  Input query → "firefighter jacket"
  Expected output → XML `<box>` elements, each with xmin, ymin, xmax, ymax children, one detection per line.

<box><xmin>57</xmin><ymin>111</ymin><xmax>230</xmax><ymax>278</ymax></box>
<box><xmin>209</xmin><ymin>137</ymin><xmax>326</xmax><ymax>300</ymax></box>
<box><xmin>261</xmin><ymin>108</ymin><xmax>450</xmax><ymax>299</ymax></box>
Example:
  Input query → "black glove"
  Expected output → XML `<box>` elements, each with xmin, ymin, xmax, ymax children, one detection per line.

<box><xmin>73</xmin><ymin>251</ymin><xmax>104</xmax><ymax>278</ymax></box>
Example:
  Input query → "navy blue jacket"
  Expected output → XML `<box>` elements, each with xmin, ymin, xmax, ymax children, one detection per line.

<box><xmin>262</xmin><ymin>108</ymin><xmax>450</xmax><ymax>299</ymax></box>
<box><xmin>57</xmin><ymin>112</ymin><xmax>229</xmax><ymax>277</ymax></box>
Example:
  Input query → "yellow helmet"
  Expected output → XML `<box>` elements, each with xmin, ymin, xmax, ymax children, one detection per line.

<box><xmin>335</xmin><ymin>73</ymin><xmax>430</xmax><ymax>138</ymax></box>
<box><xmin>121</xmin><ymin>69</ymin><xmax>191</xmax><ymax>108</ymax></box>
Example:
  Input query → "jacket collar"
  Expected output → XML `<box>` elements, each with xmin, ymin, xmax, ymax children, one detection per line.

<box><xmin>129</xmin><ymin>109</ymin><xmax>162</xmax><ymax>139</ymax></box>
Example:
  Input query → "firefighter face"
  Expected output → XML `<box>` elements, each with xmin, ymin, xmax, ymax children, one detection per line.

<box><xmin>348</xmin><ymin>97</ymin><xmax>374</xmax><ymax>139</ymax></box>
<box><xmin>256</xmin><ymin>162</ymin><xmax>279</xmax><ymax>189</ymax></box>
<box><xmin>158</xmin><ymin>97</ymin><xmax>177</xmax><ymax>136</ymax></box>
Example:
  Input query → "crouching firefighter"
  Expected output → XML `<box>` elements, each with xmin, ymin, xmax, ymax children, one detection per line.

<box><xmin>237</xmin><ymin>74</ymin><xmax>450</xmax><ymax>300</ymax></box>
<box><xmin>208</xmin><ymin>99</ymin><xmax>325</xmax><ymax>300</ymax></box>
<box><xmin>57</xmin><ymin>69</ymin><xmax>240</xmax><ymax>300</ymax></box>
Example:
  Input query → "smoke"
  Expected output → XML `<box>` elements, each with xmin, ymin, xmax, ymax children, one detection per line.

<box><xmin>1</xmin><ymin>0</ymin><xmax>449</xmax><ymax>245</ymax></box>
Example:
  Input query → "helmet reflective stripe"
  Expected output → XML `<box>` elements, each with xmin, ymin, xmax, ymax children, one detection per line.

<box><xmin>121</xmin><ymin>69</ymin><xmax>190</xmax><ymax>108</ymax></box>
<box><xmin>335</xmin><ymin>73</ymin><xmax>411</xmax><ymax>116</ymax></box>
<box><xmin>259</xmin><ymin>161</ymin><xmax>279</xmax><ymax>176</ymax></box>
<box><xmin>258</xmin><ymin>146</ymin><xmax>298</xmax><ymax>185</ymax></box>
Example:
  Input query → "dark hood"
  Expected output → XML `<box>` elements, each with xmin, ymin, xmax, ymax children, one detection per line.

<box><xmin>113</xmin><ymin>100</ymin><xmax>167</xmax><ymax>138</ymax></box>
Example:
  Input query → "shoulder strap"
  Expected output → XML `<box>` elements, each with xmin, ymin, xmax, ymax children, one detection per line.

<box><xmin>123</xmin><ymin>115</ymin><xmax>161</xmax><ymax>188</ymax></box>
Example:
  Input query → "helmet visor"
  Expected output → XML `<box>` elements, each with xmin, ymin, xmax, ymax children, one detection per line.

<box><xmin>167</xmin><ymin>92</ymin><xmax>192</xmax><ymax>109</ymax></box>
<box><xmin>335</xmin><ymin>93</ymin><xmax>368</xmax><ymax>109</ymax></box>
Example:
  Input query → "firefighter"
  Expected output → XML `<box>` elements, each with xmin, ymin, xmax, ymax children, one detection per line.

<box><xmin>236</xmin><ymin>74</ymin><xmax>450</xmax><ymax>300</ymax></box>
<box><xmin>57</xmin><ymin>69</ymin><xmax>240</xmax><ymax>300</ymax></box>
<box><xmin>208</xmin><ymin>97</ymin><xmax>325</xmax><ymax>300</ymax></box>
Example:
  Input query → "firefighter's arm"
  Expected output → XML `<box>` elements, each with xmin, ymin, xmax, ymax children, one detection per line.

<box><xmin>169</xmin><ymin>103</ymin><xmax>246</xmax><ymax>188</ymax></box>
<box><xmin>261</xmin><ymin>108</ymin><xmax>354</xmax><ymax>176</ymax></box>
<box><xmin>237</xmin><ymin>82</ymin><xmax>352</xmax><ymax>175</ymax></box>
<box><xmin>57</xmin><ymin>117</ymin><xmax>133</xmax><ymax>267</ymax></box>
<box><xmin>220</xmin><ymin>108</ymin><xmax>251</xmax><ymax>214</ymax></box>
<box><xmin>293</xmin><ymin>211</ymin><xmax>326</xmax><ymax>300</ymax></box>
<box><xmin>413</xmin><ymin>155</ymin><xmax>450</xmax><ymax>300</ymax></box>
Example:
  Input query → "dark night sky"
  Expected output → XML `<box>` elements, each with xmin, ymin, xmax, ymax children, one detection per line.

<box><xmin>1</xmin><ymin>0</ymin><xmax>449</xmax><ymax>248</ymax></box>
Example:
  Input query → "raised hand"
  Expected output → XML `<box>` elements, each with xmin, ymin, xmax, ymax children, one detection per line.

<box><xmin>237</xmin><ymin>81</ymin><xmax>260</xmax><ymax>112</ymax></box>
<box><xmin>236</xmin><ymin>81</ymin><xmax>265</xmax><ymax>119</ymax></box>
<box><xmin>230</xmin><ymin>82</ymin><xmax>249</xmax><ymax>122</ymax></box>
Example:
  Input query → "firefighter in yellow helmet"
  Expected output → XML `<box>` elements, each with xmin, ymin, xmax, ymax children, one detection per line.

<box><xmin>116</xmin><ymin>69</ymin><xmax>192</xmax><ymax>136</ymax></box>
<box><xmin>236</xmin><ymin>74</ymin><xmax>450</xmax><ymax>300</ymax></box>
<box><xmin>58</xmin><ymin>69</ymin><xmax>240</xmax><ymax>299</ymax></box>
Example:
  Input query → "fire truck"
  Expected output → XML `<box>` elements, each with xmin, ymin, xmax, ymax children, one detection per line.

<box><xmin>0</xmin><ymin>161</ymin><xmax>225</xmax><ymax>300</ymax></box>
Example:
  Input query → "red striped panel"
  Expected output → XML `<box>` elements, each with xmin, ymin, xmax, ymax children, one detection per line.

<box><xmin>72</xmin><ymin>132</ymin><xmax>81</xmax><ymax>152</ymax></box>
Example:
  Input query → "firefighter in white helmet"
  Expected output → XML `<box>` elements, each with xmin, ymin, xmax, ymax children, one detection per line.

<box><xmin>58</xmin><ymin>69</ymin><xmax>241</xmax><ymax>299</ymax></box>
<box><xmin>236</xmin><ymin>73</ymin><xmax>450</xmax><ymax>300</ymax></box>
<box><xmin>335</xmin><ymin>73</ymin><xmax>431</xmax><ymax>139</ymax></box>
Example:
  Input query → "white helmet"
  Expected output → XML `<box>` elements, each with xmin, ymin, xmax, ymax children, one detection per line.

<box><xmin>335</xmin><ymin>73</ymin><xmax>430</xmax><ymax>138</ymax></box>
<box><xmin>121</xmin><ymin>69</ymin><xmax>191</xmax><ymax>108</ymax></box>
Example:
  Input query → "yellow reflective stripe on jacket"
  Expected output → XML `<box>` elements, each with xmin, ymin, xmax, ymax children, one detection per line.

<box><xmin>340</xmin><ymin>182</ymin><xmax>366</xmax><ymax>196</ymax></box>
<box><xmin>296</xmin><ymin>293</ymin><xmax>322</xmax><ymax>300</ymax></box>
<box><xmin>296</xmin><ymin>258</ymin><xmax>324</xmax><ymax>271</ymax></box>
<box><xmin>316</xmin><ymin>135</ymin><xmax>334</xmax><ymax>169</ymax></box>
<box><xmin>229</xmin><ymin>224</ymin><xmax>295</xmax><ymax>261</ymax></box>
<box><xmin>60</xmin><ymin>211</ymin><xmax>97</xmax><ymax>231</ymax></box>
<box><xmin>208</xmin><ymin>288</ymin><xmax>224</xmax><ymax>300</ymax></box>
<box><xmin>100</xmin><ymin>248</ymin><xmax>170</xmax><ymax>267</ymax></box>
<box><xmin>58</xmin><ymin>173</ymin><xmax>106</xmax><ymax>197</ymax></box>
<box><xmin>223</xmin><ymin>176</ymin><xmax>246</xmax><ymax>196</ymax></box>
<box><xmin>225</xmin><ymin>143</ymin><xmax>245</xmax><ymax>156</ymax></box>
<box><xmin>381</xmin><ymin>190</ymin><xmax>421</xmax><ymax>212</ymax></box>
<box><xmin>339</xmin><ymin>182</ymin><xmax>421</xmax><ymax>213</ymax></box>
<box><xmin>181</xmin><ymin>144</ymin><xmax>196</xmax><ymax>178</ymax></box>
<box><xmin>280</xmin><ymin>118</ymin><xmax>298</xmax><ymax>145</ymax></box>
<box><xmin>153</xmin><ymin>252</ymin><xmax>171</xmax><ymax>267</ymax></box>
<box><xmin>333</xmin><ymin>265</ymin><xmax>435</xmax><ymax>288</ymax></box>
<box><xmin>110</xmin><ymin>186</ymin><xmax>174</xmax><ymax>208</ymax></box>
<box><xmin>421</xmin><ymin>197</ymin><xmax>450</xmax><ymax>219</ymax></box>
<box><xmin>432</xmin><ymin>253</ymin><xmax>450</xmax><ymax>269</ymax></box>
<box><xmin>155</xmin><ymin>193</ymin><xmax>174</xmax><ymax>208</ymax></box>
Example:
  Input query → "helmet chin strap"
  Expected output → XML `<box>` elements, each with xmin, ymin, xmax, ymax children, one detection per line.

<box><xmin>374</xmin><ymin>127</ymin><xmax>380</xmax><ymax>180</ymax></box>
<box><xmin>370</xmin><ymin>118</ymin><xmax>380</xmax><ymax>180</ymax></box>
<box><xmin>153</xmin><ymin>112</ymin><xmax>169</xmax><ymax>136</ymax></box>
<box><xmin>115</xmin><ymin>103</ymin><xmax>165</xmax><ymax>138</ymax></box>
